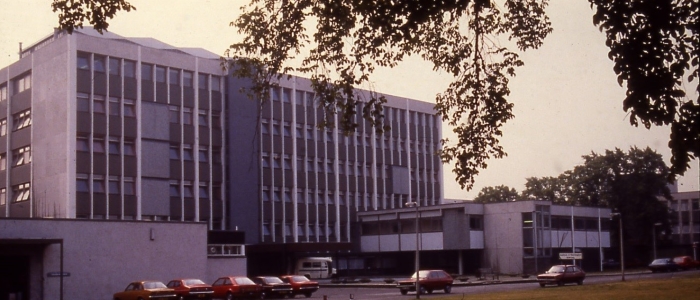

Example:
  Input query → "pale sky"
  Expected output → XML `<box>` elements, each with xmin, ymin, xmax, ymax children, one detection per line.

<box><xmin>1</xmin><ymin>0</ymin><xmax>697</xmax><ymax>199</ymax></box>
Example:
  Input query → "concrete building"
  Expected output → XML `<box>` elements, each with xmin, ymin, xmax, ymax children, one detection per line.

<box><xmin>356</xmin><ymin>200</ymin><xmax>612</xmax><ymax>275</ymax></box>
<box><xmin>658</xmin><ymin>189</ymin><xmax>700</xmax><ymax>256</ymax></box>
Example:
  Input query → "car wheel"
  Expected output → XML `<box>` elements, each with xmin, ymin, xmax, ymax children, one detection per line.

<box><xmin>577</xmin><ymin>279</ymin><xmax>583</xmax><ymax>285</ymax></box>
<box><xmin>444</xmin><ymin>285</ymin><xmax>452</xmax><ymax>294</ymax></box>
<box><xmin>539</xmin><ymin>283</ymin><xmax>546</xmax><ymax>288</ymax></box>
<box><xmin>226</xmin><ymin>292</ymin><xmax>234</xmax><ymax>300</ymax></box>
<box><xmin>177</xmin><ymin>296</ymin><xmax>184</xmax><ymax>300</ymax></box>
<box><xmin>418</xmin><ymin>286</ymin><xmax>427</xmax><ymax>295</ymax></box>
<box><xmin>400</xmin><ymin>290</ymin><xmax>408</xmax><ymax>295</ymax></box>
<box><xmin>304</xmin><ymin>292</ymin><xmax>312</xmax><ymax>298</ymax></box>
<box><xmin>557</xmin><ymin>281</ymin><xmax>564</xmax><ymax>287</ymax></box>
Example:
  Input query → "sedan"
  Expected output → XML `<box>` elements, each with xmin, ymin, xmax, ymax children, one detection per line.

<box><xmin>396</xmin><ymin>270</ymin><xmax>453</xmax><ymax>295</ymax></box>
<box><xmin>113</xmin><ymin>281</ymin><xmax>176</xmax><ymax>300</ymax></box>
<box><xmin>251</xmin><ymin>276</ymin><xmax>293</xmax><ymax>298</ymax></box>
<box><xmin>279</xmin><ymin>275</ymin><xmax>319</xmax><ymax>298</ymax></box>
<box><xmin>166</xmin><ymin>278</ymin><xmax>214</xmax><ymax>300</ymax></box>
<box><xmin>211</xmin><ymin>276</ymin><xmax>262</xmax><ymax>300</ymax></box>
<box><xmin>649</xmin><ymin>258</ymin><xmax>680</xmax><ymax>272</ymax></box>
<box><xmin>537</xmin><ymin>265</ymin><xmax>585</xmax><ymax>287</ymax></box>
<box><xmin>672</xmin><ymin>256</ymin><xmax>700</xmax><ymax>270</ymax></box>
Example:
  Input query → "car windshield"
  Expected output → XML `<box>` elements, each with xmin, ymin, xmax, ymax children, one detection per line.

<box><xmin>652</xmin><ymin>259</ymin><xmax>669</xmax><ymax>264</ymax></box>
<box><xmin>264</xmin><ymin>277</ymin><xmax>284</xmax><ymax>284</ymax></box>
<box><xmin>183</xmin><ymin>279</ymin><xmax>206</xmax><ymax>285</ymax></box>
<box><xmin>411</xmin><ymin>271</ymin><xmax>430</xmax><ymax>279</ymax></box>
<box><xmin>235</xmin><ymin>278</ymin><xmax>255</xmax><ymax>285</ymax></box>
<box><xmin>291</xmin><ymin>276</ymin><xmax>309</xmax><ymax>282</ymax></box>
<box><xmin>547</xmin><ymin>266</ymin><xmax>565</xmax><ymax>273</ymax></box>
<box><xmin>143</xmin><ymin>282</ymin><xmax>167</xmax><ymax>289</ymax></box>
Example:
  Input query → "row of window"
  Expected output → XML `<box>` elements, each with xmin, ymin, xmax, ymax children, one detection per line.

<box><xmin>76</xmin><ymin>135</ymin><xmax>136</xmax><ymax>155</ymax></box>
<box><xmin>0</xmin><ymin>73</ymin><xmax>32</xmax><ymax>97</ymax></box>
<box><xmin>76</xmin><ymin>174</ymin><xmax>135</xmax><ymax>195</ymax></box>
<box><xmin>168</xmin><ymin>106</ymin><xmax>222</xmax><ymax>127</ymax></box>
<box><xmin>169</xmin><ymin>181</ymin><xmax>222</xmax><ymax>200</ymax></box>
<box><xmin>262</xmin><ymin>222</ymin><xmax>345</xmax><ymax>239</ymax></box>
<box><xmin>1</xmin><ymin>110</ymin><xmax>33</xmax><ymax>134</ymax></box>
<box><xmin>77</xmin><ymin>93</ymin><xmax>136</xmax><ymax>117</ymax></box>
<box><xmin>77</xmin><ymin>53</ymin><xmax>222</xmax><ymax>91</ymax></box>
<box><xmin>169</xmin><ymin>145</ymin><xmax>222</xmax><ymax>164</ymax></box>
<box><xmin>0</xmin><ymin>146</ymin><xmax>31</xmax><ymax>170</ymax></box>
<box><xmin>0</xmin><ymin>183</ymin><xmax>30</xmax><ymax>205</ymax></box>
<box><xmin>360</xmin><ymin>217</ymin><xmax>444</xmax><ymax>236</ymax></box>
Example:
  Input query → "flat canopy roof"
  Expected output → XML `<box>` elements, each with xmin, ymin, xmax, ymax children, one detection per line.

<box><xmin>0</xmin><ymin>238</ymin><xmax>63</xmax><ymax>245</ymax></box>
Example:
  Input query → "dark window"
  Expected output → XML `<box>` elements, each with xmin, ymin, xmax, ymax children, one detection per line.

<box><xmin>198</xmin><ymin>74</ymin><xmax>208</xmax><ymax>89</ymax></box>
<box><xmin>155</xmin><ymin>66</ymin><xmax>166</xmax><ymax>83</ymax></box>
<box><xmin>183</xmin><ymin>71</ymin><xmax>193</xmax><ymax>87</ymax></box>
<box><xmin>109</xmin><ymin>58</ymin><xmax>120</xmax><ymax>76</ymax></box>
<box><xmin>123</xmin><ymin>60</ymin><xmax>136</xmax><ymax>78</ymax></box>
<box><xmin>93</xmin><ymin>55</ymin><xmax>106</xmax><ymax>73</ymax></box>
<box><xmin>77</xmin><ymin>53</ymin><xmax>90</xmax><ymax>70</ymax></box>
<box><xmin>141</xmin><ymin>64</ymin><xmax>153</xmax><ymax>81</ymax></box>
<box><xmin>470</xmin><ymin>216</ymin><xmax>483</xmax><ymax>230</ymax></box>
<box><xmin>169</xmin><ymin>69</ymin><xmax>180</xmax><ymax>85</ymax></box>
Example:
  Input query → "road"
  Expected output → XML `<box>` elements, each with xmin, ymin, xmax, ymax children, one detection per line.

<box><xmin>306</xmin><ymin>270</ymin><xmax>699</xmax><ymax>300</ymax></box>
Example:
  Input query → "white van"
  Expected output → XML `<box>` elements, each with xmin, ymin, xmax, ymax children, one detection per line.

<box><xmin>295</xmin><ymin>257</ymin><xmax>336</xmax><ymax>279</ymax></box>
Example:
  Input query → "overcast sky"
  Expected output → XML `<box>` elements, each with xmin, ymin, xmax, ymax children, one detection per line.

<box><xmin>1</xmin><ymin>0</ymin><xmax>697</xmax><ymax>199</ymax></box>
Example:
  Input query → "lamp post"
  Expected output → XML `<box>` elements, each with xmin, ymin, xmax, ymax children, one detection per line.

<box><xmin>610</xmin><ymin>212</ymin><xmax>624</xmax><ymax>281</ymax></box>
<box><xmin>652</xmin><ymin>222</ymin><xmax>662</xmax><ymax>259</ymax></box>
<box><xmin>406</xmin><ymin>201</ymin><xmax>420</xmax><ymax>298</ymax></box>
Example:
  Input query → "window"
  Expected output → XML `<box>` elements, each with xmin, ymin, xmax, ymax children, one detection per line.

<box><xmin>93</xmin><ymin>137</ymin><xmax>105</xmax><ymax>153</ymax></box>
<box><xmin>141</xmin><ymin>64</ymin><xmax>153</xmax><ymax>81</ymax></box>
<box><xmin>108</xmin><ymin>177</ymin><xmax>120</xmax><ymax>194</ymax></box>
<box><xmin>109</xmin><ymin>58</ymin><xmax>120</xmax><ymax>76</ymax></box>
<box><xmin>108</xmin><ymin>138</ymin><xmax>120</xmax><ymax>155</ymax></box>
<box><xmin>0</xmin><ymin>85</ymin><xmax>7</xmax><ymax>102</ymax></box>
<box><xmin>93</xmin><ymin>176</ymin><xmax>105</xmax><ymax>193</ymax></box>
<box><xmin>123</xmin><ymin>140</ymin><xmax>135</xmax><ymax>156</ymax></box>
<box><xmin>12</xmin><ymin>110</ymin><xmax>31</xmax><ymax>131</ymax></box>
<box><xmin>93</xmin><ymin>95</ymin><xmax>106</xmax><ymax>114</ymax></box>
<box><xmin>93</xmin><ymin>56</ymin><xmax>106</xmax><ymax>73</ymax></box>
<box><xmin>76</xmin><ymin>174</ymin><xmax>89</xmax><ymax>192</ymax></box>
<box><xmin>198</xmin><ymin>110</ymin><xmax>208</xmax><ymax>126</ymax></box>
<box><xmin>77</xmin><ymin>135</ymin><xmax>90</xmax><ymax>152</ymax></box>
<box><xmin>13</xmin><ymin>74</ymin><xmax>31</xmax><ymax>94</ymax></box>
<box><xmin>199</xmin><ymin>185</ymin><xmax>209</xmax><ymax>199</ymax></box>
<box><xmin>0</xmin><ymin>153</ymin><xmax>5</xmax><ymax>170</ymax></box>
<box><xmin>212</xmin><ymin>112</ymin><xmax>221</xmax><ymax>128</ymax></box>
<box><xmin>182</xmin><ymin>146</ymin><xmax>194</xmax><ymax>161</ymax></box>
<box><xmin>123</xmin><ymin>177</ymin><xmax>135</xmax><ymax>195</ymax></box>
<box><xmin>12</xmin><ymin>146</ymin><xmax>31</xmax><ymax>166</ymax></box>
<box><xmin>183</xmin><ymin>71</ymin><xmax>193</xmax><ymax>87</ymax></box>
<box><xmin>198</xmin><ymin>150</ymin><xmax>208</xmax><ymax>162</ymax></box>
<box><xmin>169</xmin><ymin>69</ymin><xmax>180</xmax><ymax>85</ymax></box>
<box><xmin>183</xmin><ymin>108</ymin><xmax>193</xmax><ymax>125</ymax></box>
<box><xmin>109</xmin><ymin>97</ymin><xmax>120</xmax><ymax>116</ymax></box>
<box><xmin>155</xmin><ymin>66</ymin><xmax>166</xmax><ymax>83</ymax></box>
<box><xmin>0</xmin><ymin>188</ymin><xmax>6</xmax><ymax>205</ymax></box>
<box><xmin>169</xmin><ymin>106</ymin><xmax>180</xmax><ymax>123</ymax></box>
<box><xmin>0</xmin><ymin>119</ymin><xmax>6</xmax><ymax>136</ymax></box>
<box><xmin>211</xmin><ymin>76</ymin><xmax>221</xmax><ymax>91</ymax></box>
<box><xmin>169</xmin><ymin>181</ymin><xmax>180</xmax><ymax>197</ymax></box>
<box><xmin>212</xmin><ymin>150</ymin><xmax>222</xmax><ymax>164</ymax></box>
<box><xmin>470</xmin><ymin>216</ymin><xmax>483</xmax><ymax>230</ymax></box>
<box><xmin>77</xmin><ymin>93</ymin><xmax>90</xmax><ymax>112</ymax></box>
<box><xmin>169</xmin><ymin>145</ymin><xmax>180</xmax><ymax>160</ymax></box>
<box><xmin>183</xmin><ymin>183</ymin><xmax>194</xmax><ymax>198</ymax></box>
<box><xmin>12</xmin><ymin>183</ymin><xmax>30</xmax><ymax>202</ymax></box>
<box><xmin>77</xmin><ymin>53</ymin><xmax>90</xmax><ymax>70</ymax></box>
<box><xmin>124</xmin><ymin>99</ymin><xmax>136</xmax><ymax>117</ymax></box>
<box><xmin>123</xmin><ymin>60</ymin><xmax>136</xmax><ymax>78</ymax></box>
<box><xmin>198</xmin><ymin>74</ymin><xmax>208</xmax><ymax>89</ymax></box>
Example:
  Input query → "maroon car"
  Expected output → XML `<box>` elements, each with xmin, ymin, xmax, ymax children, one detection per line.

<box><xmin>166</xmin><ymin>278</ymin><xmax>214</xmax><ymax>300</ymax></box>
<box><xmin>211</xmin><ymin>276</ymin><xmax>262</xmax><ymax>300</ymax></box>
<box><xmin>537</xmin><ymin>265</ymin><xmax>585</xmax><ymax>287</ymax></box>
<box><xmin>397</xmin><ymin>270</ymin><xmax>453</xmax><ymax>295</ymax></box>
<box><xmin>673</xmin><ymin>256</ymin><xmax>700</xmax><ymax>270</ymax></box>
<box><xmin>279</xmin><ymin>275</ymin><xmax>319</xmax><ymax>298</ymax></box>
<box><xmin>251</xmin><ymin>276</ymin><xmax>293</xmax><ymax>298</ymax></box>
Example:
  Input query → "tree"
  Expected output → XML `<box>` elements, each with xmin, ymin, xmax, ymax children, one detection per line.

<box><xmin>473</xmin><ymin>185</ymin><xmax>520</xmax><ymax>203</ymax></box>
<box><xmin>520</xmin><ymin>176</ymin><xmax>568</xmax><ymax>204</ymax></box>
<box><xmin>51</xmin><ymin>0</ymin><xmax>699</xmax><ymax>191</ymax></box>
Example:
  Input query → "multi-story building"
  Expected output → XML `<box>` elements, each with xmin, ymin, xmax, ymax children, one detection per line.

<box><xmin>660</xmin><ymin>189</ymin><xmax>700</xmax><ymax>250</ymax></box>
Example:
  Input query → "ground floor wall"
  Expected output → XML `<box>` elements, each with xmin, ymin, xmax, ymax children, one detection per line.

<box><xmin>0</xmin><ymin>218</ymin><xmax>246</xmax><ymax>300</ymax></box>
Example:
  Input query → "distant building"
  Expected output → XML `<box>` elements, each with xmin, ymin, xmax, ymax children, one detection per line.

<box><xmin>659</xmin><ymin>190</ymin><xmax>700</xmax><ymax>248</ymax></box>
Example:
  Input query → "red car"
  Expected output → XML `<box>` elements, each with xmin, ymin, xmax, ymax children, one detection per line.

<box><xmin>537</xmin><ymin>265</ymin><xmax>585</xmax><ymax>287</ymax></box>
<box><xmin>279</xmin><ymin>275</ymin><xmax>319</xmax><ymax>298</ymax></box>
<box><xmin>166</xmin><ymin>278</ymin><xmax>214</xmax><ymax>300</ymax></box>
<box><xmin>673</xmin><ymin>256</ymin><xmax>700</xmax><ymax>270</ymax></box>
<box><xmin>113</xmin><ymin>281</ymin><xmax>176</xmax><ymax>300</ymax></box>
<box><xmin>211</xmin><ymin>276</ymin><xmax>262</xmax><ymax>300</ymax></box>
<box><xmin>396</xmin><ymin>270</ymin><xmax>453</xmax><ymax>295</ymax></box>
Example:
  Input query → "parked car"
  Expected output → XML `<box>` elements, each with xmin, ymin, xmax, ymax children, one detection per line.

<box><xmin>113</xmin><ymin>281</ymin><xmax>176</xmax><ymax>300</ymax></box>
<box><xmin>251</xmin><ymin>276</ymin><xmax>293</xmax><ymax>298</ymax></box>
<box><xmin>396</xmin><ymin>270</ymin><xmax>453</xmax><ymax>295</ymax></box>
<box><xmin>279</xmin><ymin>275</ymin><xmax>319</xmax><ymax>298</ymax></box>
<box><xmin>536</xmin><ymin>265</ymin><xmax>585</xmax><ymax>287</ymax></box>
<box><xmin>166</xmin><ymin>278</ymin><xmax>214</xmax><ymax>300</ymax></box>
<box><xmin>648</xmin><ymin>258</ymin><xmax>680</xmax><ymax>272</ymax></box>
<box><xmin>672</xmin><ymin>256</ymin><xmax>700</xmax><ymax>270</ymax></box>
<box><xmin>211</xmin><ymin>276</ymin><xmax>262</xmax><ymax>300</ymax></box>
<box><xmin>602</xmin><ymin>259</ymin><xmax>621</xmax><ymax>269</ymax></box>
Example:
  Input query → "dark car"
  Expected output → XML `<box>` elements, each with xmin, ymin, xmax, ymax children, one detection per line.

<box><xmin>211</xmin><ymin>276</ymin><xmax>263</xmax><ymax>300</ymax></box>
<box><xmin>672</xmin><ymin>256</ymin><xmax>700</xmax><ymax>270</ymax></box>
<box><xmin>537</xmin><ymin>265</ymin><xmax>585</xmax><ymax>287</ymax></box>
<box><xmin>396</xmin><ymin>270</ymin><xmax>453</xmax><ymax>295</ymax></box>
<box><xmin>602</xmin><ymin>259</ymin><xmax>621</xmax><ymax>269</ymax></box>
<box><xmin>279</xmin><ymin>275</ymin><xmax>319</xmax><ymax>298</ymax></box>
<box><xmin>166</xmin><ymin>278</ymin><xmax>214</xmax><ymax>300</ymax></box>
<box><xmin>648</xmin><ymin>258</ymin><xmax>680</xmax><ymax>272</ymax></box>
<box><xmin>251</xmin><ymin>276</ymin><xmax>293</xmax><ymax>298</ymax></box>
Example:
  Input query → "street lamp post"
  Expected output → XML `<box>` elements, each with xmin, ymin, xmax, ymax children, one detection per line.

<box><xmin>652</xmin><ymin>222</ymin><xmax>662</xmax><ymax>260</ymax></box>
<box><xmin>611</xmin><ymin>212</ymin><xmax>625</xmax><ymax>281</ymax></box>
<box><xmin>406</xmin><ymin>201</ymin><xmax>420</xmax><ymax>299</ymax></box>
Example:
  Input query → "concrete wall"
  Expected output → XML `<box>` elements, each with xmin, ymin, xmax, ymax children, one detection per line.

<box><xmin>0</xmin><ymin>218</ymin><xmax>246</xmax><ymax>300</ymax></box>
